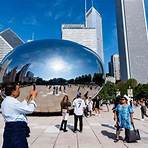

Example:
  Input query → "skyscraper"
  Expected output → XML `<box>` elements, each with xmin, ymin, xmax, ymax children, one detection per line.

<box><xmin>62</xmin><ymin>24</ymin><xmax>97</xmax><ymax>53</ymax></box>
<box><xmin>62</xmin><ymin>6</ymin><xmax>104</xmax><ymax>63</ymax></box>
<box><xmin>86</xmin><ymin>7</ymin><xmax>104</xmax><ymax>62</ymax></box>
<box><xmin>116</xmin><ymin>0</ymin><xmax>148</xmax><ymax>83</ymax></box>
<box><xmin>0</xmin><ymin>28</ymin><xmax>24</xmax><ymax>62</ymax></box>
<box><xmin>109</xmin><ymin>54</ymin><xmax>120</xmax><ymax>81</ymax></box>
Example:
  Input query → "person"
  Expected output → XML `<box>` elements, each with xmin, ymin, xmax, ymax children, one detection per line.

<box><xmin>73</xmin><ymin>93</ymin><xmax>86</xmax><ymax>133</ymax></box>
<box><xmin>60</xmin><ymin>95</ymin><xmax>71</xmax><ymax>132</ymax></box>
<box><xmin>84</xmin><ymin>95</ymin><xmax>89</xmax><ymax>117</ymax></box>
<box><xmin>93</xmin><ymin>96</ymin><xmax>100</xmax><ymax>115</ymax></box>
<box><xmin>114</xmin><ymin>96</ymin><xmax>134</xmax><ymax>143</ymax></box>
<box><xmin>1</xmin><ymin>83</ymin><xmax>38</xmax><ymax>148</ymax></box>
<box><xmin>103</xmin><ymin>99</ymin><xmax>110</xmax><ymax>112</ymax></box>
<box><xmin>139</xmin><ymin>98</ymin><xmax>148</xmax><ymax>121</ymax></box>
<box><xmin>87</xmin><ymin>96</ymin><xmax>93</xmax><ymax>116</ymax></box>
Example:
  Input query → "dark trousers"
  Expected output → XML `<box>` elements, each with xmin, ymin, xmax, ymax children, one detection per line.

<box><xmin>116</xmin><ymin>126</ymin><xmax>130</xmax><ymax>141</ymax></box>
<box><xmin>60</xmin><ymin>120</ymin><xmax>67</xmax><ymax>131</ymax></box>
<box><xmin>2</xmin><ymin>122</ymin><xmax>29</xmax><ymax>148</ymax></box>
<box><xmin>125</xmin><ymin>128</ymin><xmax>130</xmax><ymax>140</ymax></box>
<box><xmin>74</xmin><ymin>114</ymin><xmax>83</xmax><ymax>132</ymax></box>
<box><xmin>141</xmin><ymin>111</ymin><xmax>148</xmax><ymax>119</ymax></box>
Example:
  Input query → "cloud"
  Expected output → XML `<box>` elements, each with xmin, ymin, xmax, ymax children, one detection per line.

<box><xmin>23</xmin><ymin>16</ymin><xmax>39</xmax><ymax>26</ymax></box>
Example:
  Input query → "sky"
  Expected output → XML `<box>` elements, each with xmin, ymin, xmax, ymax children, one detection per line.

<box><xmin>0</xmin><ymin>0</ymin><xmax>148</xmax><ymax>72</ymax></box>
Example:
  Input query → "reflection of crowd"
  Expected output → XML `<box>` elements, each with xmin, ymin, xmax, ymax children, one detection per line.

<box><xmin>48</xmin><ymin>85</ymin><xmax>67</xmax><ymax>95</ymax></box>
<box><xmin>47</xmin><ymin>84</ymin><xmax>99</xmax><ymax>97</ymax></box>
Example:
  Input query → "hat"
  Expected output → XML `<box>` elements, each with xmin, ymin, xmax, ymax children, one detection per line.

<box><xmin>123</xmin><ymin>95</ymin><xmax>130</xmax><ymax>101</ymax></box>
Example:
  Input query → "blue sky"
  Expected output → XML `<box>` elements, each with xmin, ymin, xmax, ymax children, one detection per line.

<box><xmin>0</xmin><ymin>0</ymin><xmax>148</xmax><ymax>72</ymax></box>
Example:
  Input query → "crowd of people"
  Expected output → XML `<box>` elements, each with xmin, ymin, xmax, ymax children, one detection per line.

<box><xmin>0</xmin><ymin>83</ymin><xmax>148</xmax><ymax>147</ymax></box>
<box><xmin>59</xmin><ymin>92</ymin><xmax>148</xmax><ymax>143</ymax></box>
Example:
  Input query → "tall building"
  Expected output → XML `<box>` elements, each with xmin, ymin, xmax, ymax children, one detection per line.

<box><xmin>109</xmin><ymin>54</ymin><xmax>120</xmax><ymax>81</ymax></box>
<box><xmin>116</xmin><ymin>0</ymin><xmax>148</xmax><ymax>83</ymax></box>
<box><xmin>62</xmin><ymin>6</ymin><xmax>104</xmax><ymax>63</ymax></box>
<box><xmin>62</xmin><ymin>24</ymin><xmax>97</xmax><ymax>52</ymax></box>
<box><xmin>108</xmin><ymin>61</ymin><xmax>113</xmax><ymax>76</ymax></box>
<box><xmin>86</xmin><ymin>7</ymin><xmax>104</xmax><ymax>62</ymax></box>
<box><xmin>0</xmin><ymin>28</ymin><xmax>24</xmax><ymax>62</ymax></box>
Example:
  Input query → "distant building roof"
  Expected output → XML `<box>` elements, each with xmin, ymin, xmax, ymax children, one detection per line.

<box><xmin>62</xmin><ymin>24</ymin><xmax>95</xmax><ymax>29</ymax></box>
<box><xmin>0</xmin><ymin>28</ymin><xmax>24</xmax><ymax>48</ymax></box>
<box><xmin>86</xmin><ymin>6</ymin><xmax>101</xmax><ymax>17</ymax></box>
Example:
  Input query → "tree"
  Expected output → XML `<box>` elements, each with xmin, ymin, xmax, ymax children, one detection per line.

<box><xmin>99</xmin><ymin>81</ymin><xmax>116</xmax><ymax>101</ymax></box>
<box><xmin>116</xmin><ymin>78</ymin><xmax>138</xmax><ymax>96</ymax></box>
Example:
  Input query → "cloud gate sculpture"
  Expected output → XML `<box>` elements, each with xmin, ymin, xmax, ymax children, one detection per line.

<box><xmin>0</xmin><ymin>39</ymin><xmax>104</xmax><ymax>113</ymax></box>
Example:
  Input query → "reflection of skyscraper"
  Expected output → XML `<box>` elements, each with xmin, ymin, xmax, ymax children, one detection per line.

<box><xmin>26</xmin><ymin>71</ymin><xmax>34</xmax><ymax>82</ymax></box>
<box><xmin>62</xmin><ymin>6</ymin><xmax>104</xmax><ymax>63</ymax></box>
<box><xmin>0</xmin><ymin>59</ymin><xmax>12</xmax><ymax>83</ymax></box>
<box><xmin>0</xmin><ymin>28</ymin><xmax>24</xmax><ymax>62</ymax></box>
<box><xmin>15</xmin><ymin>64</ymin><xmax>31</xmax><ymax>83</ymax></box>
<box><xmin>116</xmin><ymin>0</ymin><xmax>148</xmax><ymax>83</ymax></box>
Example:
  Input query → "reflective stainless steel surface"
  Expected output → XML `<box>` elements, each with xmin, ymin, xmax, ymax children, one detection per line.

<box><xmin>0</xmin><ymin>39</ymin><xmax>104</xmax><ymax>112</ymax></box>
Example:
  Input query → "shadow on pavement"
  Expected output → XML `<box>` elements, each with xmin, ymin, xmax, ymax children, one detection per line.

<box><xmin>101</xmin><ymin>130</ymin><xmax>116</xmax><ymax>140</ymax></box>
<box><xmin>55</xmin><ymin>124</ymin><xmax>74</xmax><ymax>131</ymax></box>
<box><xmin>101</xmin><ymin>124</ymin><xmax>115</xmax><ymax>130</ymax></box>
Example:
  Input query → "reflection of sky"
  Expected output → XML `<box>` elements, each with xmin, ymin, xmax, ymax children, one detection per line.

<box><xmin>2</xmin><ymin>39</ymin><xmax>103</xmax><ymax>80</ymax></box>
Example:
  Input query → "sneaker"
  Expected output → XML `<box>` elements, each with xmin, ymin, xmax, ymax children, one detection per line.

<box><xmin>64</xmin><ymin>130</ymin><xmax>68</xmax><ymax>132</ymax></box>
<box><xmin>73</xmin><ymin>130</ymin><xmax>77</xmax><ymax>133</ymax></box>
<box><xmin>141</xmin><ymin>119</ymin><xmax>144</xmax><ymax>121</ymax></box>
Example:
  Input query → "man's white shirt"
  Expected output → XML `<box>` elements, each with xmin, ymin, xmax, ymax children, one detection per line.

<box><xmin>1</xmin><ymin>96</ymin><xmax>37</xmax><ymax>123</ymax></box>
<box><xmin>73</xmin><ymin>98</ymin><xmax>86</xmax><ymax>116</ymax></box>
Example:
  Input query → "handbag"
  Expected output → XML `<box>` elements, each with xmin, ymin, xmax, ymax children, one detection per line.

<box><xmin>127</xmin><ymin>124</ymin><xmax>141</xmax><ymax>143</ymax></box>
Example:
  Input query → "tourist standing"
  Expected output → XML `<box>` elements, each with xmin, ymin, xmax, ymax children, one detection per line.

<box><xmin>87</xmin><ymin>96</ymin><xmax>93</xmax><ymax>116</ymax></box>
<box><xmin>114</xmin><ymin>96</ymin><xmax>134</xmax><ymax>142</ymax></box>
<box><xmin>73</xmin><ymin>93</ymin><xmax>86</xmax><ymax>133</ymax></box>
<box><xmin>60</xmin><ymin>95</ymin><xmax>71</xmax><ymax>132</ymax></box>
<box><xmin>1</xmin><ymin>83</ymin><xmax>37</xmax><ymax>148</ymax></box>
<box><xmin>93</xmin><ymin>96</ymin><xmax>100</xmax><ymax>115</ymax></box>
<box><xmin>139</xmin><ymin>98</ymin><xmax>148</xmax><ymax>121</ymax></box>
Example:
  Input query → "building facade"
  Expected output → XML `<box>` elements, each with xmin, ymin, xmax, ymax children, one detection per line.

<box><xmin>109</xmin><ymin>54</ymin><xmax>120</xmax><ymax>81</ymax></box>
<box><xmin>116</xmin><ymin>0</ymin><xmax>148</xmax><ymax>83</ymax></box>
<box><xmin>62</xmin><ymin>7</ymin><xmax>104</xmax><ymax>63</ymax></box>
<box><xmin>86</xmin><ymin>7</ymin><xmax>104</xmax><ymax>62</ymax></box>
<box><xmin>0</xmin><ymin>28</ymin><xmax>24</xmax><ymax>62</ymax></box>
<box><xmin>62</xmin><ymin>24</ymin><xmax>97</xmax><ymax>53</ymax></box>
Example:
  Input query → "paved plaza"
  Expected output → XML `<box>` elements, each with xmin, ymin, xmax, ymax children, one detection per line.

<box><xmin>0</xmin><ymin>105</ymin><xmax>148</xmax><ymax>148</ymax></box>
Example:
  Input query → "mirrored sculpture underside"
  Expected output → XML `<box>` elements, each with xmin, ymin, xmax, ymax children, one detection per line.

<box><xmin>0</xmin><ymin>39</ymin><xmax>104</xmax><ymax>112</ymax></box>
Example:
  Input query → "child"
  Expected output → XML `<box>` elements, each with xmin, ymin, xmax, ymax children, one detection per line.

<box><xmin>114</xmin><ymin>96</ymin><xmax>134</xmax><ymax>142</ymax></box>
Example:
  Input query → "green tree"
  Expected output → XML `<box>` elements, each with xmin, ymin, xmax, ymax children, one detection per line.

<box><xmin>99</xmin><ymin>81</ymin><xmax>116</xmax><ymax>101</ymax></box>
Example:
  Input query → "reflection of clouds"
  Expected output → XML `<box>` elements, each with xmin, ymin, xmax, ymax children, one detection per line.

<box><xmin>47</xmin><ymin>57</ymin><xmax>72</xmax><ymax>72</ymax></box>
